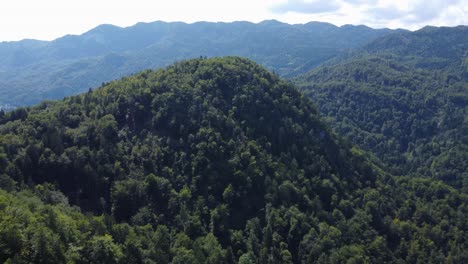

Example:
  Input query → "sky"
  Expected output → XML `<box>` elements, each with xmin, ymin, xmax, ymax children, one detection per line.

<box><xmin>0</xmin><ymin>0</ymin><xmax>466</xmax><ymax>41</ymax></box>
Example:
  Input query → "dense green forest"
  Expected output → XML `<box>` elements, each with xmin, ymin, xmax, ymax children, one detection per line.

<box><xmin>297</xmin><ymin>26</ymin><xmax>468</xmax><ymax>192</ymax></box>
<box><xmin>0</xmin><ymin>20</ymin><xmax>395</xmax><ymax>108</ymax></box>
<box><xmin>0</xmin><ymin>57</ymin><xmax>466</xmax><ymax>263</ymax></box>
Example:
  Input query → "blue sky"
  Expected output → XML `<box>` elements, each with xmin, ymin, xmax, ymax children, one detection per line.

<box><xmin>0</xmin><ymin>0</ymin><xmax>466</xmax><ymax>41</ymax></box>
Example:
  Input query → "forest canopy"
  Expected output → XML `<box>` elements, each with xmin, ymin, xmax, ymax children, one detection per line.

<box><xmin>0</xmin><ymin>57</ymin><xmax>466</xmax><ymax>263</ymax></box>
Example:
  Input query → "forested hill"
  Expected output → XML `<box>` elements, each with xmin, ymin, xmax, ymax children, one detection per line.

<box><xmin>0</xmin><ymin>20</ymin><xmax>396</xmax><ymax>107</ymax></box>
<box><xmin>364</xmin><ymin>25</ymin><xmax>468</xmax><ymax>62</ymax></box>
<box><xmin>297</xmin><ymin>25</ymin><xmax>468</xmax><ymax>192</ymax></box>
<box><xmin>0</xmin><ymin>57</ymin><xmax>466</xmax><ymax>263</ymax></box>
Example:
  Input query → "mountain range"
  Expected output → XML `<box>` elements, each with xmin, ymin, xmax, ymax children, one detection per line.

<box><xmin>0</xmin><ymin>20</ymin><xmax>397</xmax><ymax>107</ymax></box>
<box><xmin>0</xmin><ymin>20</ymin><xmax>466</xmax><ymax>264</ymax></box>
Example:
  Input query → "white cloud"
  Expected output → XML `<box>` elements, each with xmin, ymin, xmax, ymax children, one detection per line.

<box><xmin>270</xmin><ymin>0</ymin><xmax>467</xmax><ymax>30</ymax></box>
<box><xmin>362</xmin><ymin>0</ymin><xmax>466</xmax><ymax>29</ymax></box>
<box><xmin>271</xmin><ymin>0</ymin><xmax>341</xmax><ymax>14</ymax></box>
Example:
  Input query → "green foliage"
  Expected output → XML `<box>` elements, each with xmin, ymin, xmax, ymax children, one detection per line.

<box><xmin>82</xmin><ymin>235</ymin><xmax>123</xmax><ymax>264</ymax></box>
<box><xmin>0</xmin><ymin>57</ymin><xmax>466</xmax><ymax>263</ymax></box>
<box><xmin>297</xmin><ymin>26</ymin><xmax>468</xmax><ymax>192</ymax></box>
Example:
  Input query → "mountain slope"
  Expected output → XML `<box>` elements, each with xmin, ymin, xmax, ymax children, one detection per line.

<box><xmin>0</xmin><ymin>57</ymin><xmax>466</xmax><ymax>263</ymax></box>
<box><xmin>0</xmin><ymin>20</ymin><xmax>396</xmax><ymax>107</ymax></box>
<box><xmin>364</xmin><ymin>25</ymin><xmax>468</xmax><ymax>61</ymax></box>
<box><xmin>297</xmin><ymin>26</ymin><xmax>468</xmax><ymax>191</ymax></box>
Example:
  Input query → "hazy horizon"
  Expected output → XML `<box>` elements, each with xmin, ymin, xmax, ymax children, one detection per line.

<box><xmin>0</xmin><ymin>0</ymin><xmax>466</xmax><ymax>42</ymax></box>
<box><xmin>0</xmin><ymin>19</ymin><xmax>408</xmax><ymax>43</ymax></box>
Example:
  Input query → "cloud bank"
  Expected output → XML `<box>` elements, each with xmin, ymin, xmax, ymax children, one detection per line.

<box><xmin>270</xmin><ymin>0</ymin><xmax>467</xmax><ymax>29</ymax></box>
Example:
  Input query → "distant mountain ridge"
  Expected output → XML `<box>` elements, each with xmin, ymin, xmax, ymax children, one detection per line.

<box><xmin>364</xmin><ymin>25</ymin><xmax>468</xmax><ymax>60</ymax></box>
<box><xmin>0</xmin><ymin>20</ymin><xmax>397</xmax><ymax>107</ymax></box>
